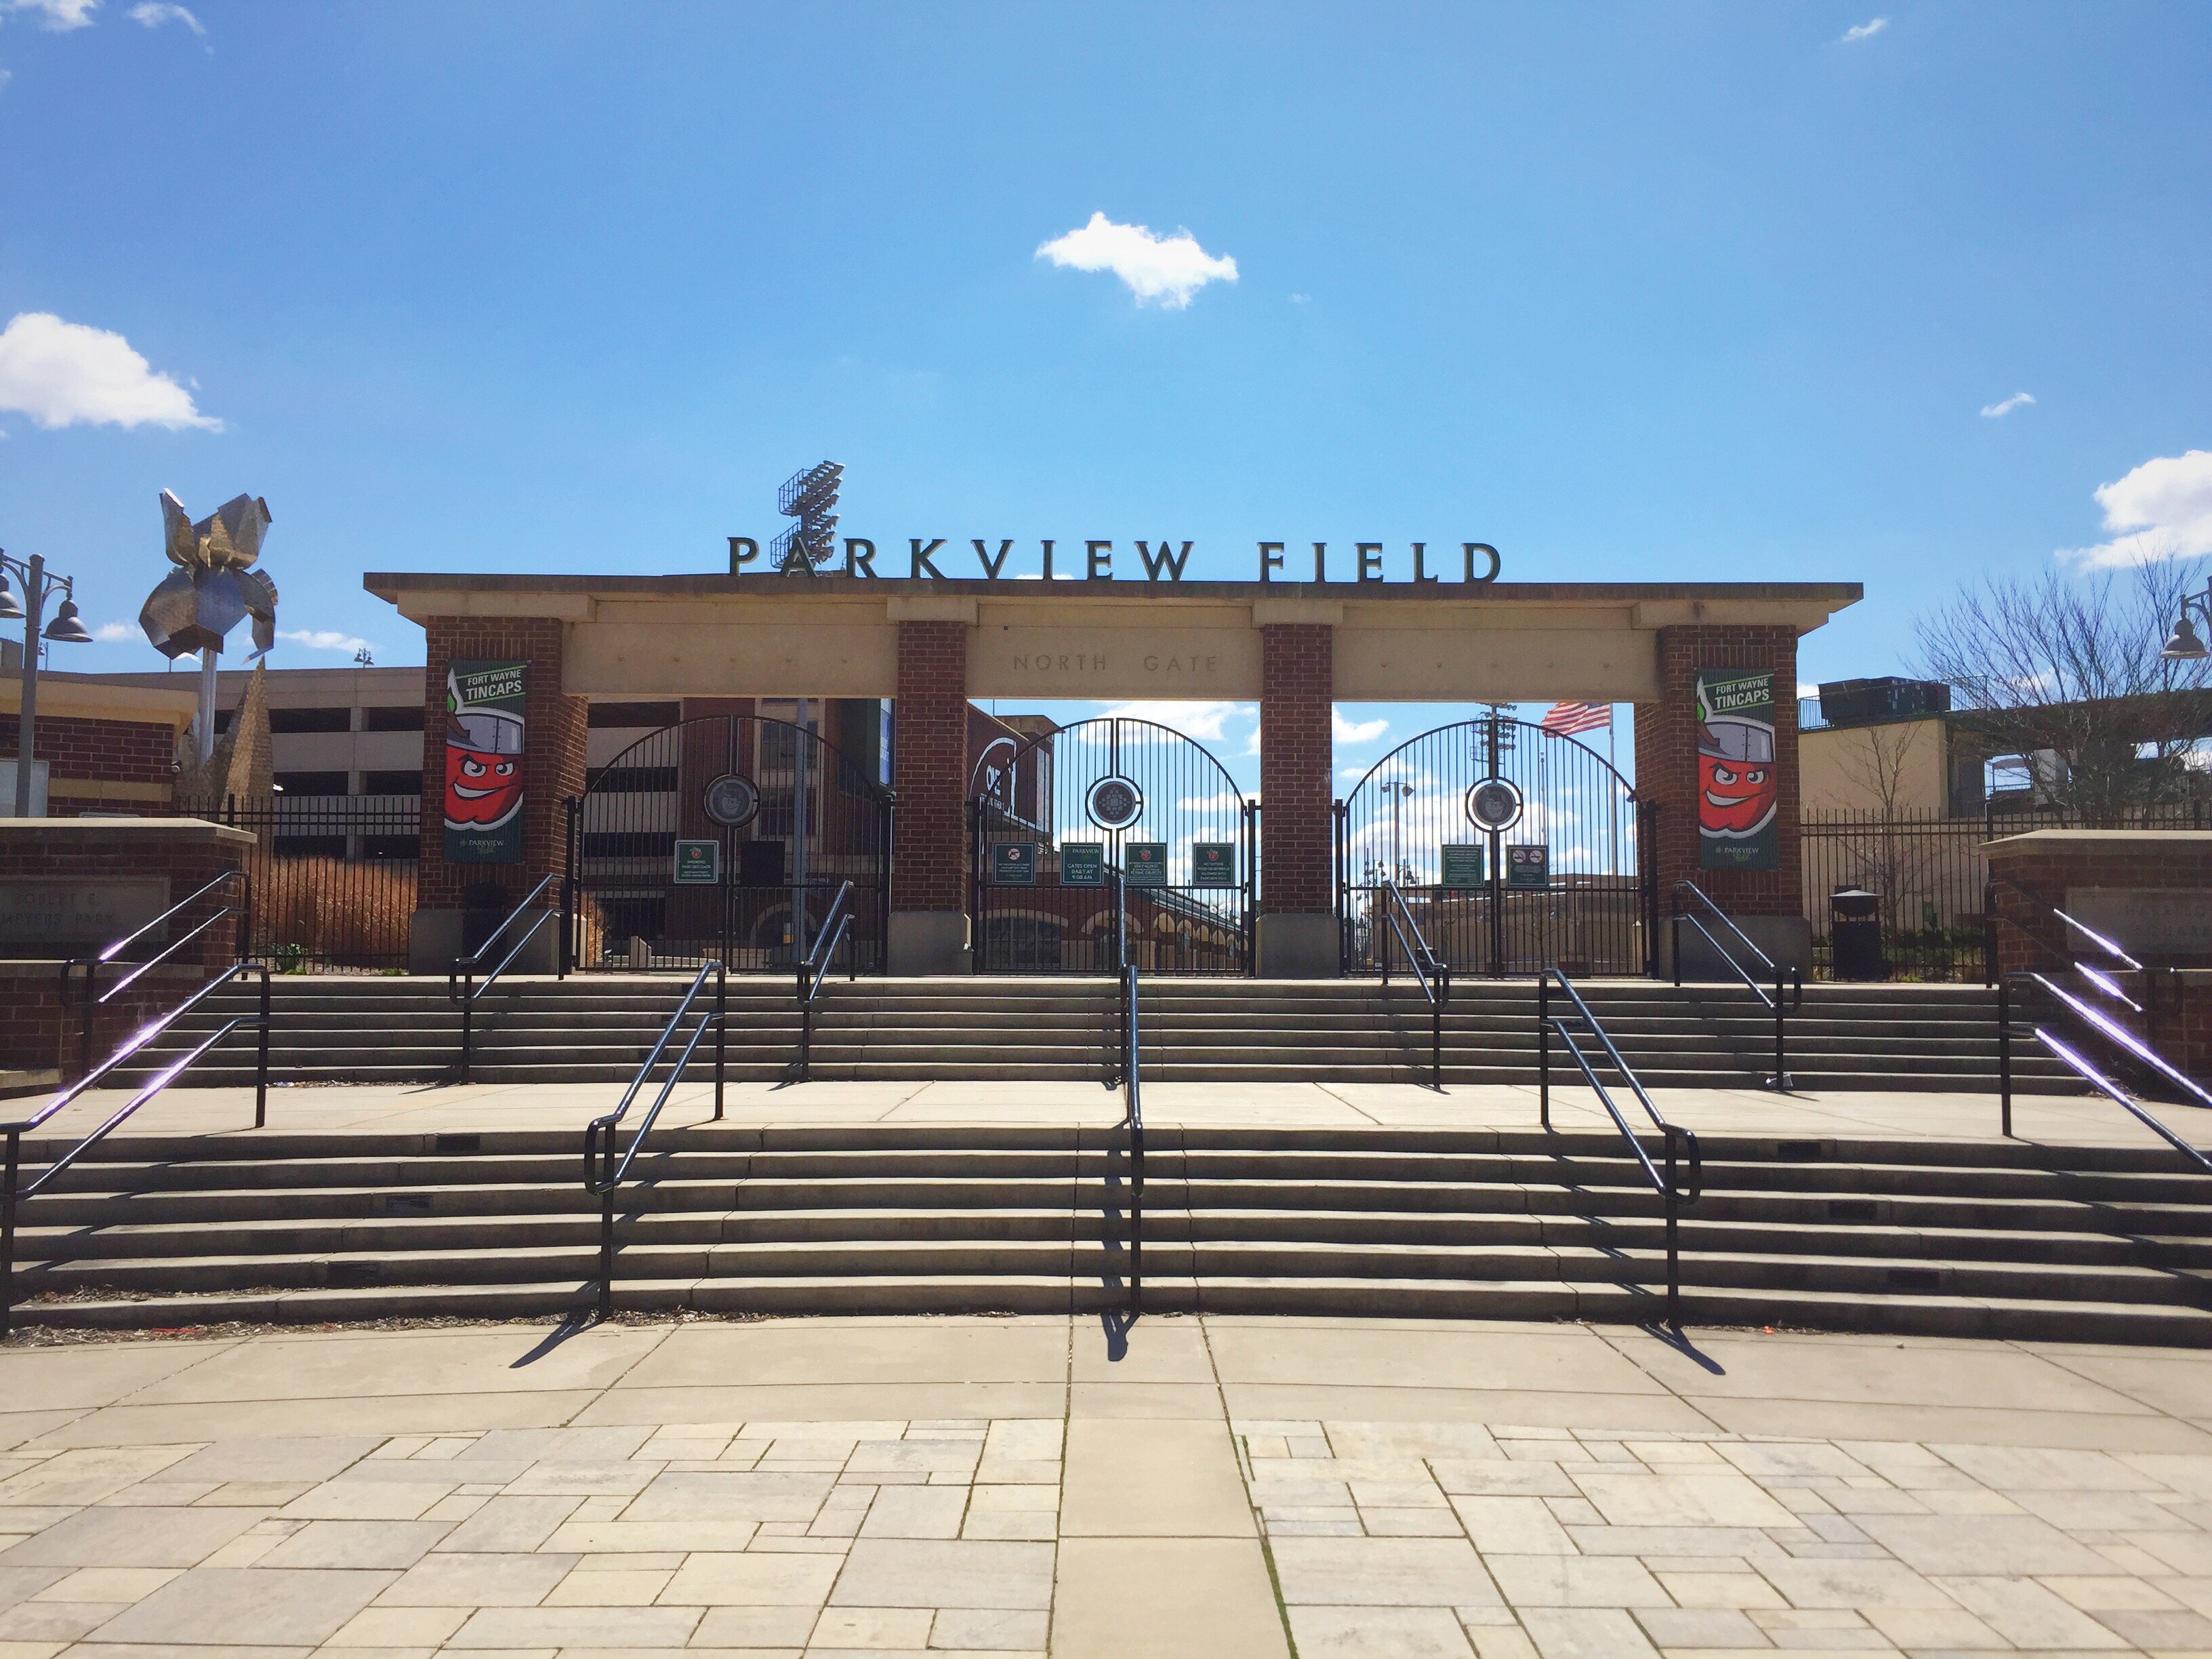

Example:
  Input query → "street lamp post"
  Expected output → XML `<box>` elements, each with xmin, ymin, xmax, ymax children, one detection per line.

<box><xmin>1</xmin><ymin>549</ymin><xmax>96</xmax><ymax>819</ymax></box>
<box><xmin>2160</xmin><ymin>577</ymin><xmax>2212</xmax><ymax>661</ymax></box>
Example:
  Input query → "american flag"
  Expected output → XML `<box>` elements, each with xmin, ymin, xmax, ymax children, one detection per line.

<box><xmin>1540</xmin><ymin>701</ymin><xmax>1612</xmax><ymax>737</ymax></box>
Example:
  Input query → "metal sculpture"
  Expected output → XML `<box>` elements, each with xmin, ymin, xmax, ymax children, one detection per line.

<box><xmin>138</xmin><ymin>491</ymin><xmax>279</xmax><ymax>763</ymax></box>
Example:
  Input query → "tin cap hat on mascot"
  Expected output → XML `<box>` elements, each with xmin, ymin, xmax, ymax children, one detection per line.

<box><xmin>1697</xmin><ymin>712</ymin><xmax>1778</xmax><ymax>838</ymax></box>
<box><xmin>445</xmin><ymin>669</ymin><xmax>525</xmax><ymax>830</ymax></box>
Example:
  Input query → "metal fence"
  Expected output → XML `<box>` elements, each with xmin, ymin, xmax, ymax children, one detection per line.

<box><xmin>1803</xmin><ymin>804</ymin><xmax>2212</xmax><ymax>981</ymax></box>
<box><xmin>180</xmin><ymin>794</ymin><xmax>419</xmax><ymax>971</ymax></box>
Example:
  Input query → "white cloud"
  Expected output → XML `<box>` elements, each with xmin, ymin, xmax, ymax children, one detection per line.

<box><xmin>1333</xmin><ymin>710</ymin><xmax>1388</xmax><ymax>744</ymax></box>
<box><xmin>279</xmin><ymin>628</ymin><xmax>373</xmax><ymax>654</ymax></box>
<box><xmin>3</xmin><ymin>0</ymin><xmax>98</xmax><ymax>29</ymax></box>
<box><xmin>1036</xmin><ymin>212</ymin><xmax>1238</xmax><ymax>309</ymax></box>
<box><xmin>0</xmin><ymin>312</ymin><xmax>220</xmax><ymax>430</ymax></box>
<box><xmin>1841</xmin><ymin>16</ymin><xmax>1887</xmax><ymax>41</ymax></box>
<box><xmin>128</xmin><ymin>1</ymin><xmax>201</xmax><ymax>33</ymax></box>
<box><xmin>91</xmin><ymin>621</ymin><xmax>135</xmax><ymax>642</ymax></box>
<box><xmin>2057</xmin><ymin>449</ymin><xmax>2212</xmax><ymax>569</ymax></box>
<box><xmin>1096</xmin><ymin>699</ymin><xmax>1253</xmax><ymax>743</ymax></box>
<box><xmin>1980</xmin><ymin>391</ymin><xmax>2035</xmax><ymax>419</ymax></box>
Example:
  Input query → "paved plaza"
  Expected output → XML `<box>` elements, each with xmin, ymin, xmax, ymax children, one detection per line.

<box><xmin>0</xmin><ymin>1314</ymin><xmax>2208</xmax><ymax>1657</ymax></box>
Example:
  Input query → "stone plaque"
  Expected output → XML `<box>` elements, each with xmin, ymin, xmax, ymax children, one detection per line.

<box><xmin>2064</xmin><ymin>888</ymin><xmax>2212</xmax><ymax>962</ymax></box>
<box><xmin>0</xmin><ymin>878</ymin><xmax>171</xmax><ymax>952</ymax></box>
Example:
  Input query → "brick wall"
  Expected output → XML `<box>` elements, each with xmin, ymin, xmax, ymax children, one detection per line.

<box><xmin>0</xmin><ymin>821</ymin><xmax>251</xmax><ymax>1079</ymax></box>
<box><xmin>417</xmin><ymin>619</ymin><xmax>588</xmax><ymax>909</ymax></box>
<box><xmin>1260</xmin><ymin>623</ymin><xmax>1334</xmax><ymax>914</ymax></box>
<box><xmin>891</xmin><ymin>620</ymin><xmax>970</xmax><ymax>913</ymax></box>
<box><xmin>1633</xmin><ymin>623</ymin><xmax>1802</xmax><ymax>916</ymax></box>
<box><xmin>0</xmin><ymin>712</ymin><xmax>175</xmax><ymax>815</ymax></box>
<box><xmin>1986</xmin><ymin>835</ymin><xmax>2212</xmax><ymax>975</ymax></box>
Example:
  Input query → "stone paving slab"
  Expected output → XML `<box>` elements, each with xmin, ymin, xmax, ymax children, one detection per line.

<box><xmin>0</xmin><ymin>1315</ymin><xmax>2201</xmax><ymax>1653</ymax></box>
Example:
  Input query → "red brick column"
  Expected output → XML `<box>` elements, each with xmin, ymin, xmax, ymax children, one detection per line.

<box><xmin>413</xmin><ymin>617</ymin><xmax>588</xmax><ymax>972</ymax></box>
<box><xmin>1634</xmin><ymin>623</ymin><xmax>1807</xmax><ymax>972</ymax></box>
<box><xmin>1258</xmin><ymin>622</ymin><xmax>1338</xmax><ymax>975</ymax></box>
<box><xmin>888</xmin><ymin>619</ymin><xmax>971</xmax><ymax>972</ymax></box>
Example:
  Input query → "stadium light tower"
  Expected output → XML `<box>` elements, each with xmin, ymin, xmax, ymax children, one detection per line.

<box><xmin>771</xmin><ymin>462</ymin><xmax>842</xmax><ymax>573</ymax></box>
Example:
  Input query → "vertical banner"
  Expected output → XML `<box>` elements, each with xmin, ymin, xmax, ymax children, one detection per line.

<box><xmin>1696</xmin><ymin>669</ymin><xmax>1778</xmax><ymax>872</ymax></box>
<box><xmin>443</xmin><ymin>659</ymin><xmax>527</xmax><ymax>864</ymax></box>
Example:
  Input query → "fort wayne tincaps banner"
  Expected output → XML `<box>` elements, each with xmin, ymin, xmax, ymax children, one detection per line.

<box><xmin>443</xmin><ymin>659</ymin><xmax>527</xmax><ymax>863</ymax></box>
<box><xmin>1696</xmin><ymin>669</ymin><xmax>1778</xmax><ymax>872</ymax></box>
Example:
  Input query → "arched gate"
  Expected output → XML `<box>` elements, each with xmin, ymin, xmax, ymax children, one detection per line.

<box><xmin>565</xmin><ymin>714</ymin><xmax>891</xmax><ymax>971</ymax></box>
<box><xmin>972</xmin><ymin>716</ymin><xmax>1254</xmax><ymax>975</ymax></box>
<box><xmin>1338</xmin><ymin>712</ymin><xmax>1652</xmax><ymax>976</ymax></box>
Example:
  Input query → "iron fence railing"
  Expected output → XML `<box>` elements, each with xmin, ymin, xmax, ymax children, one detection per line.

<box><xmin>173</xmin><ymin>794</ymin><xmax>418</xmax><ymax>971</ymax></box>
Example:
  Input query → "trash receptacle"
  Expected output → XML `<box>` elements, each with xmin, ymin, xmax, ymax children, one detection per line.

<box><xmin>1830</xmin><ymin>886</ymin><xmax>1888</xmax><ymax>982</ymax></box>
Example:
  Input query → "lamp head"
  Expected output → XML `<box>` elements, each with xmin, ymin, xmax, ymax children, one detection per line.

<box><xmin>0</xmin><ymin>572</ymin><xmax>22</xmax><ymax>623</ymax></box>
<box><xmin>42</xmin><ymin>598</ymin><xmax>92</xmax><ymax>644</ymax></box>
<box><xmin>2161</xmin><ymin>616</ymin><xmax>2209</xmax><ymax>661</ymax></box>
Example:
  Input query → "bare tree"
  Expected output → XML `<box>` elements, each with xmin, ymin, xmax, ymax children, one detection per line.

<box><xmin>1832</xmin><ymin>722</ymin><xmax>1944</xmax><ymax>933</ymax></box>
<box><xmin>1914</xmin><ymin>557</ymin><xmax>2212</xmax><ymax>823</ymax></box>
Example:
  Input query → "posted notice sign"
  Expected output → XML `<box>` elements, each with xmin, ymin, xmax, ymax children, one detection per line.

<box><xmin>1124</xmin><ymin>842</ymin><xmax>1168</xmax><ymax>886</ymax></box>
<box><xmin>1059</xmin><ymin>843</ymin><xmax>1105</xmax><ymax>886</ymax></box>
<box><xmin>1505</xmin><ymin>844</ymin><xmax>1550</xmax><ymax>890</ymax></box>
<box><xmin>1191</xmin><ymin>842</ymin><xmax>1235</xmax><ymax>888</ymax></box>
<box><xmin>672</xmin><ymin>839</ymin><xmax>720</xmax><ymax>885</ymax></box>
<box><xmin>991</xmin><ymin>842</ymin><xmax>1038</xmax><ymax>886</ymax></box>
<box><xmin>1440</xmin><ymin>844</ymin><xmax>1487</xmax><ymax>889</ymax></box>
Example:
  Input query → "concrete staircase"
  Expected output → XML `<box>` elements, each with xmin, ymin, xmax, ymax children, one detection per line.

<box><xmin>11</xmin><ymin>1124</ymin><xmax>2209</xmax><ymax>1343</ymax></box>
<box><xmin>129</xmin><ymin>975</ymin><xmax>2076</xmax><ymax>1092</ymax></box>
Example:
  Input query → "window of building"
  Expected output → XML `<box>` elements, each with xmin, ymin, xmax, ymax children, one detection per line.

<box><xmin>270</xmin><ymin>706</ymin><xmax>353</xmax><ymax>734</ymax></box>
<box><xmin>361</xmin><ymin>769</ymin><xmax>423</xmax><ymax>796</ymax></box>
<box><xmin>274</xmin><ymin>771</ymin><xmax>352</xmax><ymax>796</ymax></box>
<box><xmin>589</xmin><ymin>701</ymin><xmax>682</xmax><ymax>729</ymax></box>
<box><xmin>364</xmin><ymin>705</ymin><xmax>424</xmax><ymax>732</ymax></box>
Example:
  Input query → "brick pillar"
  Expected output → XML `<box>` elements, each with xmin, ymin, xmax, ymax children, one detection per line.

<box><xmin>413</xmin><ymin>617</ymin><xmax>588</xmax><ymax>974</ymax></box>
<box><xmin>1258</xmin><ymin>622</ymin><xmax>1338</xmax><ymax>976</ymax></box>
<box><xmin>888</xmin><ymin>619</ymin><xmax>971</xmax><ymax>972</ymax></box>
<box><xmin>1634</xmin><ymin>623</ymin><xmax>1807</xmax><ymax>975</ymax></box>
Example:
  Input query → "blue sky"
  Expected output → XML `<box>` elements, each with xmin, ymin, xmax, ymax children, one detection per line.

<box><xmin>1</xmin><ymin>1</ymin><xmax>2207</xmax><ymax>796</ymax></box>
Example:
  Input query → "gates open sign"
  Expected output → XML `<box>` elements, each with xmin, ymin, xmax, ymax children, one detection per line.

<box><xmin>1059</xmin><ymin>842</ymin><xmax>1105</xmax><ymax>886</ymax></box>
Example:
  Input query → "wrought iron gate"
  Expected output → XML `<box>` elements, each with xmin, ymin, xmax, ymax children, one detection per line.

<box><xmin>564</xmin><ymin>714</ymin><xmax>890</xmax><ymax>972</ymax></box>
<box><xmin>1338</xmin><ymin>713</ymin><xmax>1652</xmax><ymax>977</ymax></box>
<box><xmin>971</xmin><ymin>716</ymin><xmax>1254</xmax><ymax>975</ymax></box>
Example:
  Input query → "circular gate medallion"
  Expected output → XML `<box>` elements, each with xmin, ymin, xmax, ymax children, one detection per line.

<box><xmin>703</xmin><ymin>773</ymin><xmax>760</xmax><ymax>828</ymax></box>
<box><xmin>1467</xmin><ymin>777</ymin><xmax>1523</xmax><ymax>834</ymax></box>
<box><xmin>1086</xmin><ymin>775</ymin><xmax>1144</xmax><ymax>831</ymax></box>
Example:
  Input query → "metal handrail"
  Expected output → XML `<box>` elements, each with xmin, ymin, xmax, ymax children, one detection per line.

<box><xmin>583</xmin><ymin>960</ymin><xmax>726</xmax><ymax>1319</ymax></box>
<box><xmin>61</xmin><ymin>869</ymin><xmax>251</xmax><ymax>1080</ymax></box>
<box><xmin>796</xmin><ymin>880</ymin><xmax>857</xmax><ymax>1080</ymax></box>
<box><xmin>1670</xmin><ymin>882</ymin><xmax>1803</xmax><ymax>1089</ymax></box>
<box><xmin>2036</xmin><ymin>1028</ymin><xmax>2212</xmax><ymax>1177</ymax></box>
<box><xmin>1537</xmin><ymin>967</ymin><xmax>1702</xmax><ymax>1328</ymax></box>
<box><xmin>1377</xmin><ymin>874</ymin><xmax>1450</xmax><ymax>1088</ymax></box>
<box><xmin>2</xmin><ymin>958</ymin><xmax>272</xmax><ymax>1336</ymax></box>
<box><xmin>1120</xmin><ymin>957</ymin><xmax>1144</xmax><ymax>1313</ymax></box>
<box><xmin>448</xmin><ymin>874</ymin><xmax>561</xmax><ymax>1084</ymax></box>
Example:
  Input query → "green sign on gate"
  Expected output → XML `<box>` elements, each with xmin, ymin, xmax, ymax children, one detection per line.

<box><xmin>672</xmin><ymin>838</ymin><xmax>720</xmax><ymax>885</ymax></box>
<box><xmin>992</xmin><ymin>842</ymin><xmax>1038</xmax><ymax>885</ymax></box>
<box><xmin>1505</xmin><ymin>844</ymin><xmax>1551</xmax><ymax>890</ymax></box>
<box><xmin>1124</xmin><ymin>842</ymin><xmax>1168</xmax><ymax>886</ymax></box>
<box><xmin>1191</xmin><ymin>842</ymin><xmax>1235</xmax><ymax>888</ymax></box>
<box><xmin>1440</xmin><ymin>843</ymin><xmax>1487</xmax><ymax>888</ymax></box>
<box><xmin>1059</xmin><ymin>842</ymin><xmax>1105</xmax><ymax>886</ymax></box>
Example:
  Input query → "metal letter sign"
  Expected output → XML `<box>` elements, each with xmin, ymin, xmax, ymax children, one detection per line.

<box><xmin>991</xmin><ymin>842</ymin><xmax>1038</xmax><ymax>886</ymax></box>
<box><xmin>1505</xmin><ymin>843</ymin><xmax>1550</xmax><ymax>890</ymax></box>
<box><xmin>1191</xmin><ymin>842</ymin><xmax>1235</xmax><ymax>888</ymax></box>
<box><xmin>1439</xmin><ymin>843</ymin><xmax>1487</xmax><ymax>889</ymax></box>
<box><xmin>1124</xmin><ymin>842</ymin><xmax>1168</xmax><ymax>886</ymax></box>
<box><xmin>1696</xmin><ymin>670</ymin><xmax>1778</xmax><ymax>872</ymax></box>
<box><xmin>1059</xmin><ymin>842</ymin><xmax>1105</xmax><ymax>886</ymax></box>
<box><xmin>672</xmin><ymin>838</ymin><xmax>720</xmax><ymax>885</ymax></box>
<box><xmin>443</xmin><ymin>659</ymin><xmax>526</xmax><ymax>863</ymax></box>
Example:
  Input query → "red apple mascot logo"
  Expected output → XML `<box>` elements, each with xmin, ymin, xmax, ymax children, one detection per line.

<box><xmin>444</xmin><ymin>675</ymin><xmax>525</xmax><ymax>834</ymax></box>
<box><xmin>1697</xmin><ymin>716</ymin><xmax>1777</xmax><ymax>840</ymax></box>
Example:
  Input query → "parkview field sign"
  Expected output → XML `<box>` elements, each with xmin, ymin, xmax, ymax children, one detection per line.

<box><xmin>729</xmin><ymin>537</ymin><xmax>1504</xmax><ymax>585</ymax></box>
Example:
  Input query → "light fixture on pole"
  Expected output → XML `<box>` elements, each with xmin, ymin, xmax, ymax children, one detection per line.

<box><xmin>2</xmin><ymin>548</ymin><xmax>96</xmax><ymax>818</ymax></box>
<box><xmin>2160</xmin><ymin>577</ymin><xmax>2212</xmax><ymax>661</ymax></box>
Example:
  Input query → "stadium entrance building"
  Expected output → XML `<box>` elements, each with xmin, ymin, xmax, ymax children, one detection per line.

<box><xmin>365</xmin><ymin>566</ymin><xmax>1858</xmax><ymax>977</ymax></box>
